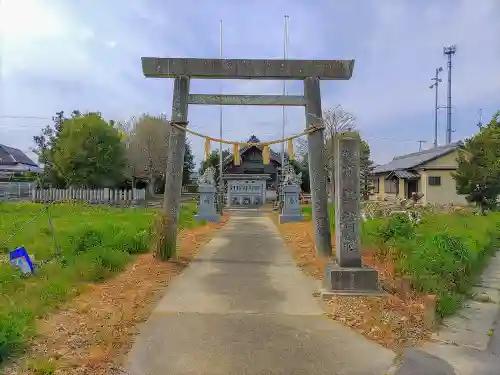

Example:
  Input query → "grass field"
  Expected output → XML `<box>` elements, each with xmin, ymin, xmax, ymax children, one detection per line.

<box><xmin>300</xmin><ymin>203</ymin><xmax>500</xmax><ymax>317</ymax></box>
<box><xmin>0</xmin><ymin>201</ymin><xmax>199</xmax><ymax>362</ymax></box>
<box><xmin>362</xmin><ymin>212</ymin><xmax>500</xmax><ymax>316</ymax></box>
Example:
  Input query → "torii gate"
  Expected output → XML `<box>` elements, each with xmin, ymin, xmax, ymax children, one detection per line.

<box><xmin>141</xmin><ymin>57</ymin><xmax>354</xmax><ymax>260</ymax></box>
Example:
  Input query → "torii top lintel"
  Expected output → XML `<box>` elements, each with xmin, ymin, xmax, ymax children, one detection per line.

<box><xmin>141</xmin><ymin>57</ymin><xmax>355</xmax><ymax>80</ymax></box>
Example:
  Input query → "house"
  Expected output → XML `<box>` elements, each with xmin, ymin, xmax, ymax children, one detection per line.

<box><xmin>370</xmin><ymin>141</ymin><xmax>468</xmax><ymax>205</ymax></box>
<box><xmin>0</xmin><ymin>144</ymin><xmax>42</xmax><ymax>174</ymax></box>
<box><xmin>222</xmin><ymin>135</ymin><xmax>286</xmax><ymax>207</ymax></box>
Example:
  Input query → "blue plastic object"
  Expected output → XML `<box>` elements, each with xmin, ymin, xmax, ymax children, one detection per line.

<box><xmin>9</xmin><ymin>247</ymin><xmax>34</xmax><ymax>275</ymax></box>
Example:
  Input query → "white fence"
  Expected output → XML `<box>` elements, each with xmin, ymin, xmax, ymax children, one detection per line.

<box><xmin>31</xmin><ymin>187</ymin><xmax>146</xmax><ymax>206</ymax></box>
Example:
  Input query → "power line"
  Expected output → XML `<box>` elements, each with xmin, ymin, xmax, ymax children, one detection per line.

<box><xmin>0</xmin><ymin>115</ymin><xmax>51</xmax><ymax>120</ymax></box>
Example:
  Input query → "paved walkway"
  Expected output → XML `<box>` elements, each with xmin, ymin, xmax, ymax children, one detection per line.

<box><xmin>124</xmin><ymin>211</ymin><xmax>395</xmax><ymax>375</ymax></box>
<box><xmin>393</xmin><ymin>251</ymin><xmax>500</xmax><ymax>375</ymax></box>
<box><xmin>419</xmin><ymin>252</ymin><xmax>500</xmax><ymax>375</ymax></box>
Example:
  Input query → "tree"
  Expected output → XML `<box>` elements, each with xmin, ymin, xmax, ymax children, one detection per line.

<box><xmin>323</xmin><ymin>106</ymin><xmax>356</xmax><ymax>200</ymax></box>
<box><xmin>453</xmin><ymin>111</ymin><xmax>500</xmax><ymax>213</ymax></box>
<box><xmin>51</xmin><ymin>112</ymin><xmax>127</xmax><ymax>187</ymax></box>
<box><xmin>119</xmin><ymin>115</ymin><xmax>170</xmax><ymax>190</ymax></box>
<box><xmin>360</xmin><ymin>139</ymin><xmax>375</xmax><ymax>200</ymax></box>
<box><xmin>32</xmin><ymin>110</ymin><xmax>88</xmax><ymax>187</ymax></box>
<box><xmin>183</xmin><ymin>141</ymin><xmax>195</xmax><ymax>185</ymax></box>
<box><xmin>32</xmin><ymin>111</ymin><xmax>66</xmax><ymax>187</ymax></box>
<box><xmin>199</xmin><ymin>149</ymin><xmax>231</xmax><ymax>182</ymax></box>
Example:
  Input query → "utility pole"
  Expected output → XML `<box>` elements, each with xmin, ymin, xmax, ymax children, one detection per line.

<box><xmin>279</xmin><ymin>15</ymin><xmax>289</xmax><ymax>210</ymax></box>
<box><xmin>429</xmin><ymin>67</ymin><xmax>443</xmax><ymax>148</ymax></box>
<box><xmin>478</xmin><ymin>108</ymin><xmax>483</xmax><ymax>128</ymax></box>
<box><xmin>443</xmin><ymin>45</ymin><xmax>456</xmax><ymax>144</ymax></box>
<box><xmin>418</xmin><ymin>140</ymin><xmax>426</xmax><ymax>151</ymax></box>
<box><xmin>218</xmin><ymin>20</ymin><xmax>224</xmax><ymax>215</ymax></box>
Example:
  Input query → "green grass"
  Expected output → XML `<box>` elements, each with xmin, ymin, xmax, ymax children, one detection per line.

<box><xmin>0</xmin><ymin>201</ymin><xmax>198</xmax><ymax>363</ymax></box>
<box><xmin>362</xmin><ymin>212</ymin><xmax>500</xmax><ymax>317</ymax></box>
<box><xmin>301</xmin><ymin>204</ymin><xmax>335</xmax><ymax>224</ymax></box>
<box><xmin>301</xmin><ymin>204</ymin><xmax>500</xmax><ymax>317</ymax></box>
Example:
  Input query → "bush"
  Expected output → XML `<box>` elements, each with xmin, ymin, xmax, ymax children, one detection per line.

<box><xmin>0</xmin><ymin>202</ymin><xmax>198</xmax><ymax>363</ymax></box>
<box><xmin>362</xmin><ymin>211</ymin><xmax>500</xmax><ymax>316</ymax></box>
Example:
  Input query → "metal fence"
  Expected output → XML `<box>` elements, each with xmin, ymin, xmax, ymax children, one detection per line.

<box><xmin>0</xmin><ymin>182</ymin><xmax>33</xmax><ymax>200</ymax></box>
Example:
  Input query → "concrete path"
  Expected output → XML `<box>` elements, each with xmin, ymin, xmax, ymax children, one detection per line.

<box><xmin>393</xmin><ymin>251</ymin><xmax>500</xmax><ymax>375</ymax></box>
<box><xmin>124</xmin><ymin>211</ymin><xmax>395</xmax><ymax>375</ymax></box>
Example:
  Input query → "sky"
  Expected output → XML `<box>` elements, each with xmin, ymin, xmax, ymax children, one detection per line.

<box><xmin>1</xmin><ymin>0</ymin><xmax>499</xmax><ymax>167</ymax></box>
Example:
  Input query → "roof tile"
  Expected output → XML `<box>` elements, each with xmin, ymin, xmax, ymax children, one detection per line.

<box><xmin>372</xmin><ymin>141</ymin><xmax>462</xmax><ymax>174</ymax></box>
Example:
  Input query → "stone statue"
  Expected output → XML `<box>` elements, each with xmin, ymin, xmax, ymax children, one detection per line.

<box><xmin>198</xmin><ymin>166</ymin><xmax>216</xmax><ymax>186</ymax></box>
<box><xmin>282</xmin><ymin>164</ymin><xmax>302</xmax><ymax>186</ymax></box>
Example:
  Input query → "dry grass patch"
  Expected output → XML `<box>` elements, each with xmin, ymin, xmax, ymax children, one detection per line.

<box><xmin>2</xmin><ymin>215</ymin><xmax>229</xmax><ymax>375</ymax></box>
<box><xmin>271</xmin><ymin>214</ymin><xmax>430</xmax><ymax>352</ymax></box>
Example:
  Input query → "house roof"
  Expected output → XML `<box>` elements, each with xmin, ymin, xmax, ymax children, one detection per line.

<box><xmin>387</xmin><ymin>170</ymin><xmax>419</xmax><ymax>180</ymax></box>
<box><xmin>0</xmin><ymin>144</ymin><xmax>38</xmax><ymax>167</ymax></box>
<box><xmin>372</xmin><ymin>141</ymin><xmax>462</xmax><ymax>174</ymax></box>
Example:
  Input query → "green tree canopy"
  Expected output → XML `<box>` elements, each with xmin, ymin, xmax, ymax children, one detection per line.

<box><xmin>51</xmin><ymin>112</ymin><xmax>127</xmax><ymax>187</ymax></box>
<box><xmin>453</xmin><ymin>111</ymin><xmax>500</xmax><ymax>212</ymax></box>
<box><xmin>360</xmin><ymin>139</ymin><xmax>375</xmax><ymax>200</ymax></box>
<box><xmin>199</xmin><ymin>149</ymin><xmax>231</xmax><ymax>182</ymax></box>
<box><xmin>183</xmin><ymin>141</ymin><xmax>196</xmax><ymax>185</ymax></box>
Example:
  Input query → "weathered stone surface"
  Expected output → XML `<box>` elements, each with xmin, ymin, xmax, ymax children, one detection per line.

<box><xmin>335</xmin><ymin>137</ymin><xmax>362</xmax><ymax>267</ymax></box>
<box><xmin>304</xmin><ymin>77</ymin><xmax>332</xmax><ymax>257</ymax></box>
<box><xmin>142</xmin><ymin>58</ymin><xmax>355</xmax><ymax>80</ymax></box>
<box><xmin>195</xmin><ymin>184</ymin><xmax>219</xmax><ymax>223</ymax></box>
<box><xmin>188</xmin><ymin>94</ymin><xmax>306</xmax><ymax>106</ymax></box>
<box><xmin>163</xmin><ymin>76</ymin><xmax>190</xmax><ymax>252</ymax></box>
<box><xmin>322</xmin><ymin>264</ymin><xmax>379</xmax><ymax>294</ymax></box>
<box><xmin>279</xmin><ymin>184</ymin><xmax>303</xmax><ymax>223</ymax></box>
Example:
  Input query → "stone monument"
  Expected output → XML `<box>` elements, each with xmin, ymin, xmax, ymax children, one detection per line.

<box><xmin>322</xmin><ymin>136</ymin><xmax>380</xmax><ymax>295</ymax></box>
<box><xmin>279</xmin><ymin>164</ymin><xmax>304</xmax><ymax>223</ymax></box>
<box><xmin>194</xmin><ymin>167</ymin><xmax>219</xmax><ymax>223</ymax></box>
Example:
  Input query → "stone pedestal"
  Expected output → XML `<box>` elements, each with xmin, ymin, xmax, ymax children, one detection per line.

<box><xmin>195</xmin><ymin>184</ymin><xmax>219</xmax><ymax>223</ymax></box>
<box><xmin>322</xmin><ymin>264</ymin><xmax>380</xmax><ymax>295</ymax></box>
<box><xmin>323</xmin><ymin>136</ymin><xmax>380</xmax><ymax>296</ymax></box>
<box><xmin>279</xmin><ymin>184</ymin><xmax>303</xmax><ymax>223</ymax></box>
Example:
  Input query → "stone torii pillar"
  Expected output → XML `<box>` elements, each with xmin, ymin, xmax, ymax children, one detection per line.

<box><xmin>162</xmin><ymin>76</ymin><xmax>190</xmax><ymax>256</ymax></box>
<box><xmin>140</xmin><ymin>57</ymin><xmax>355</xmax><ymax>257</ymax></box>
<box><xmin>304</xmin><ymin>77</ymin><xmax>331</xmax><ymax>256</ymax></box>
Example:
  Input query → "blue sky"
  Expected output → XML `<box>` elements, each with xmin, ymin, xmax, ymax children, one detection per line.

<box><xmin>1</xmin><ymin>0</ymin><xmax>499</xmax><ymax>167</ymax></box>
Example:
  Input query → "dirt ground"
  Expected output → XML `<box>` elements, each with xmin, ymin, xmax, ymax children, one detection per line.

<box><xmin>2</xmin><ymin>215</ymin><xmax>229</xmax><ymax>375</ymax></box>
<box><xmin>271</xmin><ymin>215</ymin><xmax>430</xmax><ymax>353</ymax></box>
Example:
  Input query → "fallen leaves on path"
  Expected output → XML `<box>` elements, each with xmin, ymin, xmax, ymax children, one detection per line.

<box><xmin>2</xmin><ymin>215</ymin><xmax>229</xmax><ymax>375</ymax></box>
<box><xmin>272</xmin><ymin>215</ymin><xmax>430</xmax><ymax>353</ymax></box>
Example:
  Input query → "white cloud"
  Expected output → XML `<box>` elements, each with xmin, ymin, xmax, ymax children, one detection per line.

<box><xmin>337</xmin><ymin>0</ymin><xmax>500</xmax><ymax>128</ymax></box>
<box><xmin>1</xmin><ymin>0</ymin><xmax>499</xmax><ymax>167</ymax></box>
